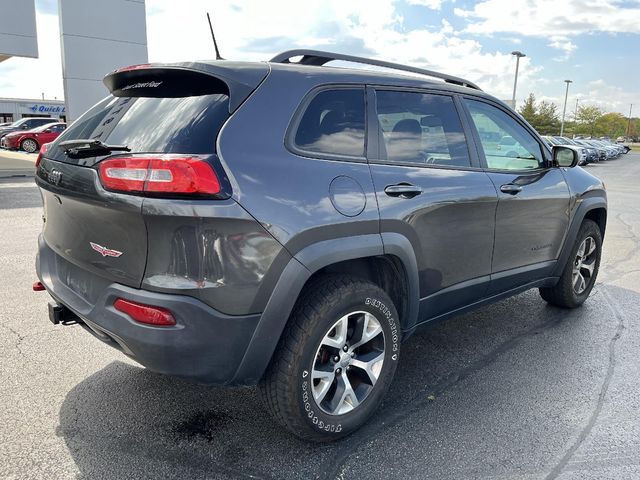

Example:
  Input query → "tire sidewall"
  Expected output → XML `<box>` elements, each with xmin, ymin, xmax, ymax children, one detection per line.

<box><xmin>294</xmin><ymin>286</ymin><xmax>400</xmax><ymax>438</ymax></box>
<box><xmin>564</xmin><ymin>221</ymin><xmax>602</xmax><ymax>304</ymax></box>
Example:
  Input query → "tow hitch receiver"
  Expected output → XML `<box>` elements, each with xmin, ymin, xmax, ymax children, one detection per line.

<box><xmin>48</xmin><ymin>302</ymin><xmax>80</xmax><ymax>326</ymax></box>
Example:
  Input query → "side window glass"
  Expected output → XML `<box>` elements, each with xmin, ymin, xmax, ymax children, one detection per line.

<box><xmin>375</xmin><ymin>91</ymin><xmax>471</xmax><ymax>167</ymax></box>
<box><xmin>464</xmin><ymin>99</ymin><xmax>544</xmax><ymax>170</ymax></box>
<box><xmin>293</xmin><ymin>88</ymin><xmax>365</xmax><ymax>158</ymax></box>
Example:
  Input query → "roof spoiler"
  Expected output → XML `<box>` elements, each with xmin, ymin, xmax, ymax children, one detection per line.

<box><xmin>103</xmin><ymin>62</ymin><xmax>269</xmax><ymax>112</ymax></box>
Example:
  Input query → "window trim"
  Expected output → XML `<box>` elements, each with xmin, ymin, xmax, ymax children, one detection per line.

<box><xmin>459</xmin><ymin>94</ymin><xmax>553</xmax><ymax>173</ymax></box>
<box><xmin>367</xmin><ymin>86</ymin><xmax>482</xmax><ymax>172</ymax></box>
<box><xmin>285</xmin><ymin>84</ymin><xmax>368</xmax><ymax>163</ymax></box>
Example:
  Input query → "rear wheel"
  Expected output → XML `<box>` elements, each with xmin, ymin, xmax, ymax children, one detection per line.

<box><xmin>21</xmin><ymin>138</ymin><xmax>39</xmax><ymax>153</ymax></box>
<box><xmin>259</xmin><ymin>275</ymin><xmax>401</xmax><ymax>441</ymax></box>
<box><xmin>540</xmin><ymin>219</ymin><xmax>602</xmax><ymax>308</ymax></box>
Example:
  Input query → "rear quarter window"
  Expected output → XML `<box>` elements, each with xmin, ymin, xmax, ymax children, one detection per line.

<box><xmin>291</xmin><ymin>88</ymin><xmax>366</xmax><ymax>159</ymax></box>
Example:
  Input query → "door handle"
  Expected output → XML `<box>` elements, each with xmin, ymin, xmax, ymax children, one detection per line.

<box><xmin>384</xmin><ymin>184</ymin><xmax>423</xmax><ymax>198</ymax></box>
<box><xmin>500</xmin><ymin>184</ymin><xmax>523</xmax><ymax>195</ymax></box>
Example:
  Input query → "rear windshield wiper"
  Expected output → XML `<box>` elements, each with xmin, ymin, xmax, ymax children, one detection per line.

<box><xmin>58</xmin><ymin>139</ymin><xmax>130</xmax><ymax>159</ymax></box>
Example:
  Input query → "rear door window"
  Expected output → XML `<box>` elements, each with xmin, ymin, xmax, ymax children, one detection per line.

<box><xmin>374</xmin><ymin>90</ymin><xmax>471</xmax><ymax>167</ymax></box>
<box><xmin>292</xmin><ymin>88</ymin><xmax>366</xmax><ymax>159</ymax></box>
<box><xmin>47</xmin><ymin>94</ymin><xmax>229</xmax><ymax>165</ymax></box>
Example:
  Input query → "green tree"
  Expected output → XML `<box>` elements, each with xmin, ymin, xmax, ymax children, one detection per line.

<box><xmin>518</xmin><ymin>93</ymin><xmax>537</xmax><ymax>125</ymax></box>
<box><xmin>536</xmin><ymin>101</ymin><xmax>561</xmax><ymax>135</ymax></box>
<box><xmin>575</xmin><ymin>105</ymin><xmax>603</xmax><ymax>136</ymax></box>
<box><xmin>630</xmin><ymin>118</ymin><xmax>639</xmax><ymax>139</ymax></box>
<box><xmin>594</xmin><ymin>112</ymin><xmax>628</xmax><ymax>138</ymax></box>
<box><xmin>517</xmin><ymin>93</ymin><xmax>560</xmax><ymax>135</ymax></box>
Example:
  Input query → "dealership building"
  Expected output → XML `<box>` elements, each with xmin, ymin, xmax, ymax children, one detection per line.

<box><xmin>1</xmin><ymin>0</ymin><xmax>147</xmax><ymax>123</ymax></box>
<box><xmin>0</xmin><ymin>97</ymin><xmax>66</xmax><ymax>124</ymax></box>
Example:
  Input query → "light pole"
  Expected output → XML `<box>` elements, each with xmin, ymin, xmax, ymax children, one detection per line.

<box><xmin>627</xmin><ymin>104</ymin><xmax>633</xmax><ymax>138</ymax></box>
<box><xmin>560</xmin><ymin>79</ymin><xmax>572</xmax><ymax>137</ymax></box>
<box><xmin>511</xmin><ymin>51</ymin><xmax>526</xmax><ymax>109</ymax></box>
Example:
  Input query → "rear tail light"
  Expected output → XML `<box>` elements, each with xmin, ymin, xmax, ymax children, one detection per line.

<box><xmin>114</xmin><ymin>298</ymin><xmax>176</xmax><ymax>326</ymax></box>
<box><xmin>98</xmin><ymin>156</ymin><xmax>220</xmax><ymax>196</ymax></box>
<box><xmin>35</xmin><ymin>143</ymin><xmax>49</xmax><ymax>169</ymax></box>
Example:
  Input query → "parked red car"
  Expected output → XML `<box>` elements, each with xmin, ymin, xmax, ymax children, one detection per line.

<box><xmin>1</xmin><ymin>122</ymin><xmax>66</xmax><ymax>153</ymax></box>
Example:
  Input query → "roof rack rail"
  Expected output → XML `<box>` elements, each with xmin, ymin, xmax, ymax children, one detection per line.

<box><xmin>270</xmin><ymin>49</ymin><xmax>481</xmax><ymax>90</ymax></box>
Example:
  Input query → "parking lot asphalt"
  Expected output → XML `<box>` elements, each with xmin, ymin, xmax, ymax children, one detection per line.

<box><xmin>0</xmin><ymin>152</ymin><xmax>638</xmax><ymax>480</ymax></box>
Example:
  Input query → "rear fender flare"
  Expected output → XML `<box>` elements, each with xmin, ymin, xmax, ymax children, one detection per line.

<box><xmin>230</xmin><ymin>233</ymin><xmax>420</xmax><ymax>384</ymax></box>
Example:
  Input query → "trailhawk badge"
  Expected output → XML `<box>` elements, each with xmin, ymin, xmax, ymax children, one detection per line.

<box><xmin>90</xmin><ymin>242</ymin><xmax>123</xmax><ymax>258</ymax></box>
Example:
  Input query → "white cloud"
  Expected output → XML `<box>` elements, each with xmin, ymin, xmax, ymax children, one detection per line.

<box><xmin>548</xmin><ymin>36</ymin><xmax>577</xmax><ymax>61</ymax></box>
<box><xmin>406</xmin><ymin>0</ymin><xmax>448</xmax><ymax>10</ymax></box>
<box><xmin>143</xmin><ymin>0</ymin><xmax>539</xmax><ymax>101</ymax></box>
<box><xmin>455</xmin><ymin>0</ymin><xmax>640</xmax><ymax>39</ymax></box>
<box><xmin>520</xmin><ymin>78</ymin><xmax>637</xmax><ymax>118</ymax></box>
<box><xmin>0</xmin><ymin>0</ymin><xmax>636</xmax><ymax>115</ymax></box>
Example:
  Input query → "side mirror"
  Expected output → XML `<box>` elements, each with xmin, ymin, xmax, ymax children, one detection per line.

<box><xmin>44</xmin><ymin>129</ymin><xmax>52</xmax><ymax>133</ymax></box>
<box><xmin>22</xmin><ymin>124</ymin><xmax>30</xmax><ymax>129</ymax></box>
<box><xmin>553</xmin><ymin>146</ymin><xmax>579</xmax><ymax>168</ymax></box>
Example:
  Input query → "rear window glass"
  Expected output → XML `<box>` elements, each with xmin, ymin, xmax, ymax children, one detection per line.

<box><xmin>292</xmin><ymin>88</ymin><xmax>365</xmax><ymax>158</ymax></box>
<box><xmin>47</xmin><ymin>94</ymin><xmax>229</xmax><ymax>165</ymax></box>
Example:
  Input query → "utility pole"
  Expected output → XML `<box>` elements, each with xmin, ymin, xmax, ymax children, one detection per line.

<box><xmin>627</xmin><ymin>104</ymin><xmax>633</xmax><ymax>138</ymax></box>
<box><xmin>560</xmin><ymin>79</ymin><xmax>572</xmax><ymax>137</ymax></box>
<box><xmin>511</xmin><ymin>51</ymin><xmax>526</xmax><ymax>109</ymax></box>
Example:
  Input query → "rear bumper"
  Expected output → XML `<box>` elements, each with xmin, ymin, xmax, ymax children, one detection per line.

<box><xmin>36</xmin><ymin>235</ymin><xmax>262</xmax><ymax>385</ymax></box>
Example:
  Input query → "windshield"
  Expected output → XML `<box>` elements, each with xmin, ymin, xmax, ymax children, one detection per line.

<box><xmin>8</xmin><ymin>119</ymin><xmax>28</xmax><ymax>127</ymax></box>
<box><xmin>31</xmin><ymin>123</ymin><xmax>59</xmax><ymax>133</ymax></box>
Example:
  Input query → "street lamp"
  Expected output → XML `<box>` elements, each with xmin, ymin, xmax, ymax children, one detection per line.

<box><xmin>560</xmin><ymin>79</ymin><xmax>572</xmax><ymax>137</ymax></box>
<box><xmin>511</xmin><ymin>51</ymin><xmax>526</xmax><ymax>109</ymax></box>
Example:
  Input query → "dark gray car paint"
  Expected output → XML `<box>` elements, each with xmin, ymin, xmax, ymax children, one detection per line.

<box><xmin>37</xmin><ymin>236</ymin><xmax>261</xmax><ymax>383</ymax></box>
<box><xmin>37</xmin><ymin>59</ymin><xmax>607</xmax><ymax>385</ymax></box>
<box><xmin>37</xmin><ymin>156</ymin><xmax>286</xmax><ymax>316</ymax></box>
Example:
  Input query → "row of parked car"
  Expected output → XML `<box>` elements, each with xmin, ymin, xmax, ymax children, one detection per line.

<box><xmin>542</xmin><ymin>135</ymin><xmax>630</xmax><ymax>165</ymax></box>
<box><xmin>0</xmin><ymin>117</ymin><xmax>67</xmax><ymax>153</ymax></box>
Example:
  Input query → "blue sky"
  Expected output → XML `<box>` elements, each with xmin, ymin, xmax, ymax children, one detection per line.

<box><xmin>1</xmin><ymin>0</ymin><xmax>638</xmax><ymax>115</ymax></box>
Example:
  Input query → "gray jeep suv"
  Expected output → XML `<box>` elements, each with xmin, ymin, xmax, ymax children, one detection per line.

<box><xmin>35</xmin><ymin>50</ymin><xmax>606</xmax><ymax>441</ymax></box>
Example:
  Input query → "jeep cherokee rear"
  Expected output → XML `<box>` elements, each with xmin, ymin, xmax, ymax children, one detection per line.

<box><xmin>36</xmin><ymin>50</ymin><xmax>606</xmax><ymax>442</ymax></box>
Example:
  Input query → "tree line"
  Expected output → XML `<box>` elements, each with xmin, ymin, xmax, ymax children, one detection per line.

<box><xmin>517</xmin><ymin>93</ymin><xmax>639</xmax><ymax>139</ymax></box>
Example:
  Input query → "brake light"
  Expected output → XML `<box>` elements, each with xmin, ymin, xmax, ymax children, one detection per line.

<box><xmin>35</xmin><ymin>143</ymin><xmax>49</xmax><ymax>169</ymax></box>
<box><xmin>98</xmin><ymin>156</ymin><xmax>220</xmax><ymax>196</ymax></box>
<box><xmin>114</xmin><ymin>298</ymin><xmax>176</xmax><ymax>326</ymax></box>
<box><xmin>116</xmin><ymin>63</ymin><xmax>151</xmax><ymax>72</ymax></box>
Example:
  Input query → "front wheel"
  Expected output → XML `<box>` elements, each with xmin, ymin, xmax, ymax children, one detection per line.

<box><xmin>259</xmin><ymin>275</ymin><xmax>401</xmax><ymax>442</ymax></box>
<box><xmin>540</xmin><ymin>219</ymin><xmax>602</xmax><ymax>308</ymax></box>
